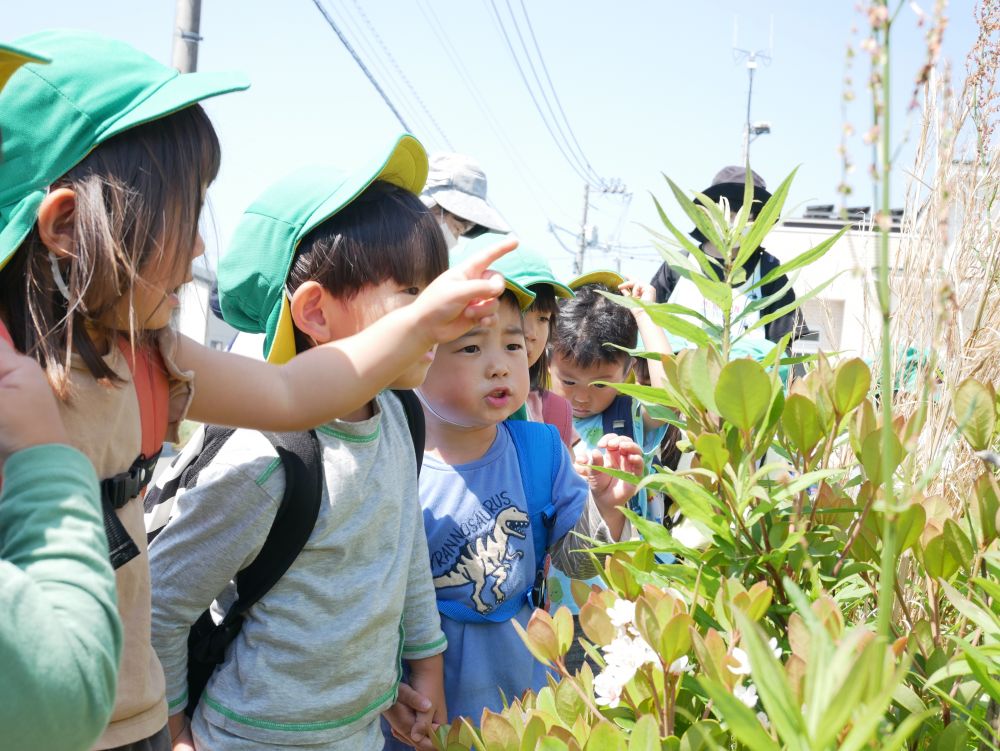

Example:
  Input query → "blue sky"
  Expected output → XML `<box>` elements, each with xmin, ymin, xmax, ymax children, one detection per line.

<box><xmin>8</xmin><ymin>1</ymin><xmax>978</xmax><ymax>281</ymax></box>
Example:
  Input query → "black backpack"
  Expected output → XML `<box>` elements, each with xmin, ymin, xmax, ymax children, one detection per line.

<box><xmin>144</xmin><ymin>389</ymin><xmax>425</xmax><ymax>716</ymax></box>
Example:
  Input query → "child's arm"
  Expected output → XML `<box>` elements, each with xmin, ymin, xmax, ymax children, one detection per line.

<box><xmin>0</xmin><ymin>340</ymin><xmax>123</xmax><ymax>751</ymax></box>
<box><xmin>619</xmin><ymin>279</ymin><xmax>672</xmax><ymax>433</ymax></box>
<box><xmin>547</xmin><ymin>436</ymin><xmax>643</xmax><ymax>579</ymax></box>
<box><xmin>402</xmin><ymin>654</ymin><xmax>447</xmax><ymax>751</ymax></box>
<box><xmin>179</xmin><ymin>241</ymin><xmax>514</xmax><ymax>431</ymax></box>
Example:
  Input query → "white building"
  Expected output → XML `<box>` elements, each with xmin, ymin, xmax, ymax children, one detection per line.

<box><xmin>174</xmin><ymin>259</ymin><xmax>239</xmax><ymax>351</ymax></box>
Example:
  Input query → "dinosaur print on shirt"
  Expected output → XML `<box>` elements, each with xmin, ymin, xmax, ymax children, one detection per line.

<box><xmin>432</xmin><ymin>506</ymin><xmax>530</xmax><ymax>614</ymax></box>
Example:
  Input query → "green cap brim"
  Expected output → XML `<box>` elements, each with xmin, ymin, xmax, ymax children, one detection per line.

<box><xmin>568</xmin><ymin>269</ymin><xmax>625</xmax><ymax>290</ymax></box>
<box><xmin>0</xmin><ymin>69</ymin><xmax>250</xmax><ymax>274</ymax></box>
<box><xmin>517</xmin><ymin>275</ymin><xmax>575</xmax><ymax>299</ymax></box>
<box><xmin>265</xmin><ymin>135</ymin><xmax>429</xmax><ymax>363</ymax></box>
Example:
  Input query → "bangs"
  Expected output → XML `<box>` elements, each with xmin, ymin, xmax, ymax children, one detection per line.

<box><xmin>289</xmin><ymin>180</ymin><xmax>448</xmax><ymax>299</ymax></box>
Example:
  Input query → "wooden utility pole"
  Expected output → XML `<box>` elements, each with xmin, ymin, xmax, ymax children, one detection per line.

<box><xmin>574</xmin><ymin>183</ymin><xmax>590</xmax><ymax>275</ymax></box>
<box><xmin>172</xmin><ymin>0</ymin><xmax>202</xmax><ymax>73</ymax></box>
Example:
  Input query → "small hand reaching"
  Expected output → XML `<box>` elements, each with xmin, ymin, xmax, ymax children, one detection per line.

<box><xmin>574</xmin><ymin>433</ymin><xmax>645</xmax><ymax>509</ymax></box>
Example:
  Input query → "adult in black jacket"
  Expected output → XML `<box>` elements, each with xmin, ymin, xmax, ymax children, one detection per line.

<box><xmin>649</xmin><ymin>166</ymin><xmax>805</xmax><ymax>344</ymax></box>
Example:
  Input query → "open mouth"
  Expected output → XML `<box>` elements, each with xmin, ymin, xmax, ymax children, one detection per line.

<box><xmin>485</xmin><ymin>387</ymin><xmax>511</xmax><ymax>408</ymax></box>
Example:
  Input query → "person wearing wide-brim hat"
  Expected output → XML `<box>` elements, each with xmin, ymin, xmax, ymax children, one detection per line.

<box><xmin>420</xmin><ymin>153</ymin><xmax>510</xmax><ymax>248</ymax></box>
<box><xmin>650</xmin><ymin>165</ymin><xmax>806</xmax><ymax>344</ymax></box>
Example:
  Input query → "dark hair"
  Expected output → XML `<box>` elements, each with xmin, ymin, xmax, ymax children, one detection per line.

<box><xmin>285</xmin><ymin>180</ymin><xmax>447</xmax><ymax>351</ymax></box>
<box><xmin>551</xmin><ymin>284</ymin><xmax>636</xmax><ymax>369</ymax></box>
<box><xmin>527</xmin><ymin>284</ymin><xmax>558</xmax><ymax>391</ymax></box>
<box><xmin>0</xmin><ymin>104</ymin><xmax>221</xmax><ymax>397</ymax></box>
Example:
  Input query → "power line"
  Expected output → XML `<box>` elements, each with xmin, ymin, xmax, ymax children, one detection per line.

<box><xmin>414</xmin><ymin>0</ymin><xmax>575</xmax><ymax>222</ymax></box>
<box><xmin>484</xmin><ymin>0</ymin><xmax>604</xmax><ymax>189</ymax></box>
<box><xmin>347</xmin><ymin>0</ymin><xmax>455</xmax><ymax>151</ymax></box>
<box><xmin>513</xmin><ymin>0</ymin><xmax>606</xmax><ymax>186</ymax></box>
<box><xmin>310</xmin><ymin>0</ymin><xmax>412</xmax><ymax>132</ymax></box>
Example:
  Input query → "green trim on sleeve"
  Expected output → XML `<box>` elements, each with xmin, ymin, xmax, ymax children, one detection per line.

<box><xmin>315</xmin><ymin>424</ymin><xmax>380</xmax><ymax>443</ymax></box>
<box><xmin>402</xmin><ymin>635</ymin><xmax>447</xmax><ymax>655</ymax></box>
<box><xmin>167</xmin><ymin>690</ymin><xmax>189</xmax><ymax>710</ymax></box>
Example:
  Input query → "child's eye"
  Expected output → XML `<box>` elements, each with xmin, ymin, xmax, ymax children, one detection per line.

<box><xmin>593</xmin><ymin>383</ymin><xmax>607</xmax><ymax>389</ymax></box>
<box><xmin>538</xmin><ymin>315</ymin><xmax>551</xmax><ymax>324</ymax></box>
<box><xmin>402</xmin><ymin>287</ymin><xmax>421</xmax><ymax>296</ymax></box>
<box><xmin>460</xmin><ymin>345</ymin><xmax>480</xmax><ymax>354</ymax></box>
<box><xmin>561</xmin><ymin>379</ymin><xmax>576</xmax><ymax>387</ymax></box>
<box><xmin>506</xmin><ymin>342</ymin><xmax>523</xmax><ymax>351</ymax></box>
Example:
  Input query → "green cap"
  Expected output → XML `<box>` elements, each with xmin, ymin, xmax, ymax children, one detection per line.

<box><xmin>0</xmin><ymin>41</ymin><xmax>48</xmax><ymax>92</ymax></box>
<box><xmin>217</xmin><ymin>134</ymin><xmax>428</xmax><ymax>363</ymax></box>
<box><xmin>0</xmin><ymin>30</ymin><xmax>250</xmax><ymax>270</ymax></box>
<box><xmin>452</xmin><ymin>232</ymin><xmax>536</xmax><ymax>310</ymax></box>
<box><xmin>568</xmin><ymin>269</ymin><xmax>625</xmax><ymax>290</ymax></box>
<box><xmin>468</xmin><ymin>231</ymin><xmax>574</xmax><ymax>300</ymax></box>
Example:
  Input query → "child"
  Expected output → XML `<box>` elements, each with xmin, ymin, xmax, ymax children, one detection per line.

<box><xmin>0</xmin><ymin>339</ymin><xmax>121</xmax><ymax>751</ymax></box>
<box><xmin>546</xmin><ymin>272</ymin><xmax>672</xmax><ymax>668</ymax></box>
<box><xmin>387</xmin><ymin>287</ymin><xmax>644</xmax><ymax>736</ymax></box>
<box><xmin>0</xmin><ymin>31</ymin><xmax>509</xmax><ymax>750</ymax></box>
<box><xmin>150</xmin><ymin>155</ymin><xmax>450</xmax><ymax>750</ymax></box>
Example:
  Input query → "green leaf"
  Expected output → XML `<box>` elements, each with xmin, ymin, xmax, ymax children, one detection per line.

<box><xmin>782</xmin><ymin>393</ymin><xmax>824</xmax><ymax>456</ymax></box>
<box><xmin>943</xmin><ymin>519</ymin><xmax>975</xmax><ymax>574</ymax></box>
<box><xmin>926</xmin><ymin>720</ymin><xmax>969</xmax><ymax>751</ymax></box>
<box><xmin>744</xmin><ymin>272</ymin><xmax>846</xmax><ymax>336</ymax></box>
<box><xmin>734</xmin><ymin>611</ymin><xmax>810</xmax><ymax>751</ymax></box>
<box><xmin>714</xmin><ymin>358</ymin><xmax>771</xmax><ymax>431</ymax></box>
<box><xmin>665</xmin><ymin>175</ymin><xmax>727</xmax><ymax>255</ymax></box>
<box><xmin>894</xmin><ymin>503</ymin><xmax>927</xmax><ymax>553</ymax></box>
<box><xmin>940</xmin><ymin>580</ymin><xmax>1000</xmax><ymax>640</ymax></box>
<box><xmin>833</xmin><ymin>358</ymin><xmax>872</xmax><ymax>416</ymax></box>
<box><xmin>645</xmin><ymin>199</ymin><xmax>718</xmax><ymax>281</ymax></box>
<box><xmin>678</xmin><ymin>347</ymin><xmax>721</xmax><ymax>415</ymax></box>
<box><xmin>732</xmin><ymin>168</ymin><xmax>798</xmax><ymax>270</ymax></box>
<box><xmin>955</xmin><ymin>639</ymin><xmax>1000</xmax><ymax>703</ymax></box>
<box><xmin>694</xmin><ymin>433</ymin><xmax>730</xmax><ymax>476</ymax></box>
<box><xmin>678</xmin><ymin>720</ymin><xmax>726</xmax><ymax>751</ymax></box>
<box><xmin>860</xmin><ymin>429</ymin><xmax>903</xmax><ymax>486</ymax></box>
<box><xmin>584</xmin><ymin>721</ymin><xmax>627</xmax><ymax>751</ymax></box>
<box><xmin>699</xmin><ymin>678</ymin><xmax>777</xmax><ymax>751</ymax></box>
<box><xmin>480</xmin><ymin>710</ymin><xmax>520</xmax><ymax>751</ymax></box>
<box><xmin>954</xmin><ymin>378</ymin><xmax>996</xmax><ymax>451</ymax></box>
<box><xmin>597</xmin><ymin>290</ymin><xmax>712</xmax><ymax>348</ymax></box>
<box><xmin>749</xmin><ymin>225</ymin><xmax>849</xmax><ymax>293</ymax></box>
<box><xmin>627</xmin><ymin>715</ymin><xmax>661</xmax><ymax>751</ymax></box>
<box><xmin>921</xmin><ymin>533</ymin><xmax>960</xmax><ymax>580</ymax></box>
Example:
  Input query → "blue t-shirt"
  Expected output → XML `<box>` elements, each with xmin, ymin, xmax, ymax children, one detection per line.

<box><xmin>416</xmin><ymin>423</ymin><xmax>587</xmax><ymax>722</ymax></box>
<box><xmin>548</xmin><ymin>397</ymin><xmax>667</xmax><ymax>614</ymax></box>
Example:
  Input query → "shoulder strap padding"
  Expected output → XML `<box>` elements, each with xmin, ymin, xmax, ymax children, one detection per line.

<box><xmin>602</xmin><ymin>394</ymin><xmax>635</xmax><ymax>441</ymax></box>
<box><xmin>390</xmin><ymin>389</ymin><xmax>425</xmax><ymax>475</ymax></box>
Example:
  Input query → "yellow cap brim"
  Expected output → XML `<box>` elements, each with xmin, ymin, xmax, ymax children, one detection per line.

<box><xmin>568</xmin><ymin>269</ymin><xmax>625</xmax><ymax>290</ymax></box>
<box><xmin>267</xmin><ymin>295</ymin><xmax>298</xmax><ymax>365</ymax></box>
<box><xmin>0</xmin><ymin>43</ymin><xmax>49</xmax><ymax>92</ymax></box>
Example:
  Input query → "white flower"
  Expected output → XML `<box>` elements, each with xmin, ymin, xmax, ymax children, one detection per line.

<box><xmin>734</xmin><ymin>682</ymin><xmax>759</xmax><ymax>709</ymax></box>
<box><xmin>606</xmin><ymin>599</ymin><xmax>636</xmax><ymax>629</ymax></box>
<box><xmin>757</xmin><ymin>711</ymin><xmax>770</xmax><ymax>729</ymax></box>
<box><xmin>663</xmin><ymin>587</ymin><xmax>685</xmax><ymax>602</ymax></box>
<box><xmin>667</xmin><ymin>655</ymin><xmax>692</xmax><ymax>676</ymax></box>
<box><xmin>768</xmin><ymin>637</ymin><xmax>782</xmax><ymax>660</ymax></box>
<box><xmin>728</xmin><ymin>647</ymin><xmax>752</xmax><ymax>676</ymax></box>
<box><xmin>604</xmin><ymin>634</ymin><xmax>657</xmax><ymax>674</ymax></box>
<box><xmin>594</xmin><ymin>666</ymin><xmax>625</xmax><ymax>708</ymax></box>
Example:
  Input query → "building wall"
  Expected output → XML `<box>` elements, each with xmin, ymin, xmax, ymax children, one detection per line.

<box><xmin>765</xmin><ymin>222</ymin><xmax>901</xmax><ymax>360</ymax></box>
<box><xmin>174</xmin><ymin>272</ymin><xmax>238</xmax><ymax>351</ymax></box>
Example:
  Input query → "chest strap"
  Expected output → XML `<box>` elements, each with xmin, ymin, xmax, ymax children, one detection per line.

<box><xmin>101</xmin><ymin>451</ymin><xmax>160</xmax><ymax>569</ymax></box>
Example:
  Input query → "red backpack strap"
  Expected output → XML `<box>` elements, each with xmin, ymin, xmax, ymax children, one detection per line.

<box><xmin>0</xmin><ymin>318</ymin><xmax>13</xmax><ymax>347</ymax></box>
<box><xmin>116</xmin><ymin>336</ymin><xmax>169</xmax><ymax>459</ymax></box>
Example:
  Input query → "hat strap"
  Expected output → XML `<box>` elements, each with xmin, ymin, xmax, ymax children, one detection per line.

<box><xmin>49</xmin><ymin>251</ymin><xmax>72</xmax><ymax>302</ymax></box>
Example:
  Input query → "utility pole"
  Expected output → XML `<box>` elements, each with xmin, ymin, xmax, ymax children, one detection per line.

<box><xmin>172</xmin><ymin>0</ymin><xmax>202</xmax><ymax>73</ymax></box>
<box><xmin>574</xmin><ymin>183</ymin><xmax>590</xmax><ymax>275</ymax></box>
<box><xmin>733</xmin><ymin>15</ymin><xmax>773</xmax><ymax>163</ymax></box>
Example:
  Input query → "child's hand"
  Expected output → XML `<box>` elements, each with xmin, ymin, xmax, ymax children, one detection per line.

<box><xmin>0</xmin><ymin>337</ymin><xmax>67</xmax><ymax>469</ymax></box>
<box><xmin>168</xmin><ymin>713</ymin><xmax>196</xmax><ymax>751</ymax></box>
<box><xmin>411</xmin><ymin>237</ymin><xmax>517</xmax><ymax>345</ymax></box>
<box><xmin>383</xmin><ymin>681</ymin><xmax>440</xmax><ymax>751</ymax></box>
<box><xmin>574</xmin><ymin>433</ymin><xmax>645</xmax><ymax>509</ymax></box>
<box><xmin>618</xmin><ymin>278</ymin><xmax>657</xmax><ymax>312</ymax></box>
<box><xmin>407</xmin><ymin>654</ymin><xmax>447</xmax><ymax>750</ymax></box>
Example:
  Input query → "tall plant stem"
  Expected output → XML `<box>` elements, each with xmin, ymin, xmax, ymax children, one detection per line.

<box><xmin>875</xmin><ymin>1</ymin><xmax>898</xmax><ymax>643</ymax></box>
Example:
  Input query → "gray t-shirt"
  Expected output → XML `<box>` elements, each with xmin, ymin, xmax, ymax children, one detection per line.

<box><xmin>149</xmin><ymin>392</ymin><xmax>444</xmax><ymax>750</ymax></box>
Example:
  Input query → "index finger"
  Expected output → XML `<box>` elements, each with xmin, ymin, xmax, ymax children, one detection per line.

<box><xmin>454</xmin><ymin>237</ymin><xmax>519</xmax><ymax>278</ymax></box>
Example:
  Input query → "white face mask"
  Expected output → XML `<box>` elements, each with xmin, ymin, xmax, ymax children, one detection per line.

<box><xmin>438</xmin><ymin>220</ymin><xmax>459</xmax><ymax>250</ymax></box>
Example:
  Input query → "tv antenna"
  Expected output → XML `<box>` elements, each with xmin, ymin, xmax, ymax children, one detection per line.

<box><xmin>733</xmin><ymin>15</ymin><xmax>774</xmax><ymax>164</ymax></box>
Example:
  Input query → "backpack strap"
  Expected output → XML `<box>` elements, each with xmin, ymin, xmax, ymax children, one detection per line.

<box><xmin>390</xmin><ymin>389</ymin><xmax>424</xmax><ymax>475</ymax></box>
<box><xmin>184</xmin><ymin>429</ymin><xmax>323</xmax><ymax>714</ymax></box>
<box><xmin>101</xmin><ymin>338</ymin><xmax>170</xmax><ymax>569</ymax></box>
<box><xmin>435</xmin><ymin>421</ymin><xmax>560</xmax><ymax>624</ymax></box>
<box><xmin>602</xmin><ymin>394</ymin><xmax>636</xmax><ymax>442</ymax></box>
<box><xmin>0</xmin><ymin>318</ymin><xmax>12</xmax><ymax>347</ymax></box>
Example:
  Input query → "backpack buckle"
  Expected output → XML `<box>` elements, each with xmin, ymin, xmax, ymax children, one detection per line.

<box><xmin>101</xmin><ymin>454</ymin><xmax>158</xmax><ymax>509</ymax></box>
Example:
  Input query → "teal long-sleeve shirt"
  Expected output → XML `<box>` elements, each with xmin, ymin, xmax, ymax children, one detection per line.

<box><xmin>0</xmin><ymin>444</ymin><xmax>122</xmax><ymax>751</ymax></box>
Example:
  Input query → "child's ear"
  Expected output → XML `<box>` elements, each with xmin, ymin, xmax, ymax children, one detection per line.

<box><xmin>36</xmin><ymin>188</ymin><xmax>77</xmax><ymax>258</ymax></box>
<box><xmin>288</xmin><ymin>281</ymin><xmax>335</xmax><ymax>346</ymax></box>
